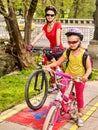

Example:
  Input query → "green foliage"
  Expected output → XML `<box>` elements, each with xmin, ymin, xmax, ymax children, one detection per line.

<box><xmin>90</xmin><ymin>69</ymin><xmax>98</xmax><ymax>80</ymax></box>
<box><xmin>34</xmin><ymin>0</ymin><xmax>96</xmax><ymax>18</ymax></box>
<box><xmin>2</xmin><ymin>0</ymin><xmax>96</xmax><ymax>18</ymax></box>
<box><xmin>34</xmin><ymin>55</ymin><xmax>42</xmax><ymax>63</ymax></box>
<box><xmin>69</xmin><ymin>0</ymin><xmax>96</xmax><ymax>18</ymax></box>
<box><xmin>14</xmin><ymin>0</ymin><xmax>23</xmax><ymax>10</ymax></box>
<box><xmin>35</xmin><ymin>6</ymin><xmax>45</xmax><ymax>17</ymax></box>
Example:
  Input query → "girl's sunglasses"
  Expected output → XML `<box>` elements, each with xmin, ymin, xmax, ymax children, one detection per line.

<box><xmin>68</xmin><ymin>40</ymin><xmax>79</xmax><ymax>44</ymax></box>
<box><xmin>46</xmin><ymin>14</ymin><xmax>55</xmax><ymax>17</ymax></box>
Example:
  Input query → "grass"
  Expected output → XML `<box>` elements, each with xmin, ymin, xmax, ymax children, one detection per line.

<box><xmin>0</xmin><ymin>66</ymin><xmax>35</xmax><ymax>112</ymax></box>
<box><xmin>0</xmin><ymin>67</ymin><xmax>98</xmax><ymax>113</ymax></box>
<box><xmin>90</xmin><ymin>69</ymin><xmax>98</xmax><ymax>80</ymax></box>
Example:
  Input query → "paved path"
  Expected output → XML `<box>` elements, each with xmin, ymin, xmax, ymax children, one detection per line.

<box><xmin>0</xmin><ymin>81</ymin><xmax>98</xmax><ymax>130</ymax></box>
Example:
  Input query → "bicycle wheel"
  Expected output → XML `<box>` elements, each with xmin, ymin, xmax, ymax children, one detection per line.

<box><xmin>25</xmin><ymin>69</ymin><xmax>48</xmax><ymax>110</ymax></box>
<box><xmin>43</xmin><ymin>105</ymin><xmax>58</xmax><ymax>130</ymax></box>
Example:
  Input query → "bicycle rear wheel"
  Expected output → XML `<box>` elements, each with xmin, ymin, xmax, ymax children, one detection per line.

<box><xmin>25</xmin><ymin>69</ymin><xmax>48</xmax><ymax>110</ymax></box>
<box><xmin>43</xmin><ymin>105</ymin><xmax>58</xmax><ymax>130</ymax></box>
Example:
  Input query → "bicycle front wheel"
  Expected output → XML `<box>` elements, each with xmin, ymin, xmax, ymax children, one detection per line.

<box><xmin>43</xmin><ymin>105</ymin><xmax>58</xmax><ymax>130</ymax></box>
<box><xmin>25</xmin><ymin>69</ymin><xmax>48</xmax><ymax>110</ymax></box>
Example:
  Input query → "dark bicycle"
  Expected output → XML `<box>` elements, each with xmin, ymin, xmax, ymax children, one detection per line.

<box><xmin>25</xmin><ymin>48</ymin><xmax>53</xmax><ymax>110</ymax></box>
<box><xmin>25</xmin><ymin>47</ymin><xmax>66</xmax><ymax>110</ymax></box>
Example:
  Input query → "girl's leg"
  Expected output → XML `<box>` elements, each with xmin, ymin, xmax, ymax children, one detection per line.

<box><xmin>74</xmin><ymin>81</ymin><xmax>86</xmax><ymax>113</ymax></box>
<box><xmin>74</xmin><ymin>81</ymin><xmax>86</xmax><ymax>127</ymax></box>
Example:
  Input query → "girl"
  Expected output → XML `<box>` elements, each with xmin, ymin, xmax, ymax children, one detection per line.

<box><xmin>44</xmin><ymin>28</ymin><xmax>92</xmax><ymax>126</ymax></box>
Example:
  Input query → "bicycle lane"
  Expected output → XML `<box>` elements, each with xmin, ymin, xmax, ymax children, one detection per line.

<box><xmin>0</xmin><ymin>81</ymin><xmax>98</xmax><ymax>130</ymax></box>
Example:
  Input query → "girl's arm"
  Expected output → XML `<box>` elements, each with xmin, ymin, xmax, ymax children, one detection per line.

<box><xmin>45</xmin><ymin>55</ymin><xmax>65</xmax><ymax>68</ymax></box>
<box><xmin>83</xmin><ymin>56</ymin><xmax>92</xmax><ymax>81</ymax></box>
<box><xmin>31</xmin><ymin>30</ymin><xmax>45</xmax><ymax>46</ymax></box>
<box><xmin>56</xmin><ymin>28</ymin><xmax>62</xmax><ymax>46</ymax></box>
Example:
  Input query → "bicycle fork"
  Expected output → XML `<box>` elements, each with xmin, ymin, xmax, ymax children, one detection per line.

<box><xmin>48</xmin><ymin>90</ymin><xmax>62</xmax><ymax>126</ymax></box>
<box><xmin>50</xmin><ymin>101</ymin><xmax>61</xmax><ymax>125</ymax></box>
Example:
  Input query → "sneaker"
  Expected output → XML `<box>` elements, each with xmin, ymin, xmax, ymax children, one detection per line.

<box><xmin>77</xmin><ymin>117</ymin><xmax>84</xmax><ymax>127</ymax></box>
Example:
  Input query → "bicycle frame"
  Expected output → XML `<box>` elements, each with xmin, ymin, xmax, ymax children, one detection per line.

<box><xmin>31</xmin><ymin>48</ymin><xmax>65</xmax><ymax>91</ymax></box>
<box><xmin>32</xmin><ymin>47</ymin><xmax>65</xmax><ymax>71</ymax></box>
<box><xmin>25</xmin><ymin>48</ymin><xmax>65</xmax><ymax>111</ymax></box>
<box><xmin>31</xmin><ymin>47</ymin><xmax>50</xmax><ymax>67</ymax></box>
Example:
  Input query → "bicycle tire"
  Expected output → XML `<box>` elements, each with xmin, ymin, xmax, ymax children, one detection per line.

<box><xmin>25</xmin><ymin>69</ymin><xmax>48</xmax><ymax>110</ymax></box>
<box><xmin>43</xmin><ymin>105</ymin><xmax>58</xmax><ymax>130</ymax></box>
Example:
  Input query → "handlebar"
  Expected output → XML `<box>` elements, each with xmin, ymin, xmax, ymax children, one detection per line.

<box><xmin>31</xmin><ymin>47</ymin><xmax>50</xmax><ymax>54</ymax></box>
<box><xmin>43</xmin><ymin>68</ymin><xmax>83</xmax><ymax>82</ymax></box>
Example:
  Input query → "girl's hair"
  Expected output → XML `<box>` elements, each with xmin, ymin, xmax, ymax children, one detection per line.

<box><xmin>45</xmin><ymin>6</ymin><xmax>57</xmax><ymax>15</ymax></box>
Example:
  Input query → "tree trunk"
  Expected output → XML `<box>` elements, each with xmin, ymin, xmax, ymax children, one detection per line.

<box><xmin>60</xmin><ymin>2</ymin><xmax>65</xmax><ymax>18</ymax></box>
<box><xmin>69</xmin><ymin>0</ymin><xmax>79</xmax><ymax>18</ymax></box>
<box><xmin>0</xmin><ymin>0</ymin><xmax>38</xmax><ymax>69</ymax></box>
<box><xmin>24</xmin><ymin>0</ymin><xmax>38</xmax><ymax>45</ymax></box>
<box><xmin>73</xmin><ymin>0</ymin><xmax>79</xmax><ymax>18</ymax></box>
<box><xmin>93</xmin><ymin>0</ymin><xmax>98</xmax><ymax>40</ymax></box>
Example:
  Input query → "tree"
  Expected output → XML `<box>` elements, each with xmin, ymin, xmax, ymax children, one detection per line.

<box><xmin>0</xmin><ymin>0</ymin><xmax>38</xmax><ymax>69</ymax></box>
<box><xmin>68</xmin><ymin>0</ymin><xmax>95</xmax><ymax>18</ymax></box>
<box><xmin>93</xmin><ymin>0</ymin><xmax>98</xmax><ymax>40</ymax></box>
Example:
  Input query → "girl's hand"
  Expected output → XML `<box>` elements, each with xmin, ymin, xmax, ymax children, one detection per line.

<box><xmin>43</xmin><ymin>65</ymin><xmax>51</xmax><ymax>70</ymax></box>
<box><xmin>82</xmin><ymin>75</ymin><xmax>88</xmax><ymax>82</ymax></box>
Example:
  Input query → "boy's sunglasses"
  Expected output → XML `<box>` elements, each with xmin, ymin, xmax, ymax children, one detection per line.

<box><xmin>68</xmin><ymin>41</ymin><xmax>79</xmax><ymax>44</ymax></box>
<box><xmin>46</xmin><ymin>14</ymin><xmax>55</xmax><ymax>17</ymax></box>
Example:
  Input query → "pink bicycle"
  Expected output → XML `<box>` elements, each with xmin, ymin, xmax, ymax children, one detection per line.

<box><xmin>43</xmin><ymin>68</ymin><xmax>84</xmax><ymax>130</ymax></box>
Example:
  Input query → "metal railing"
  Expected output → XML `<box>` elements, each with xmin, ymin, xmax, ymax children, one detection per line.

<box><xmin>31</xmin><ymin>24</ymin><xmax>94</xmax><ymax>48</ymax></box>
<box><xmin>0</xmin><ymin>18</ymin><xmax>95</xmax><ymax>48</ymax></box>
<box><xmin>33</xmin><ymin>18</ymin><xmax>94</xmax><ymax>25</ymax></box>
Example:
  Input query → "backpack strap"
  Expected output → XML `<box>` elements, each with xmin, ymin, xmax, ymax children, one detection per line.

<box><xmin>66</xmin><ymin>49</ymin><xmax>71</xmax><ymax>67</ymax></box>
<box><xmin>82</xmin><ymin>50</ymin><xmax>89</xmax><ymax>72</ymax></box>
<box><xmin>82</xmin><ymin>49</ymin><xmax>93</xmax><ymax>79</ymax></box>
